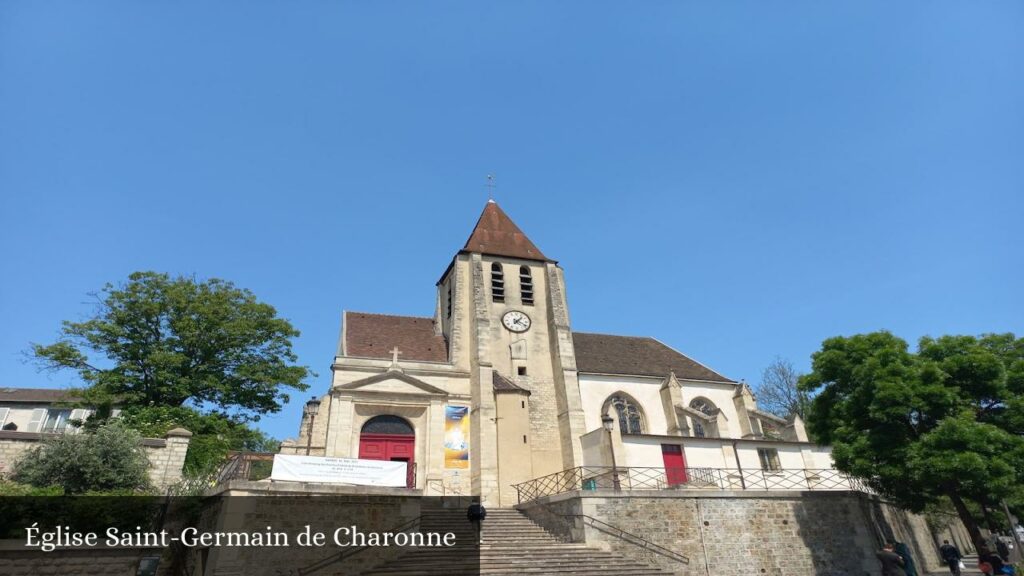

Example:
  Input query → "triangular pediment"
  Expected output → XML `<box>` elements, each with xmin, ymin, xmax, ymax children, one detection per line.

<box><xmin>336</xmin><ymin>370</ymin><xmax>448</xmax><ymax>396</ymax></box>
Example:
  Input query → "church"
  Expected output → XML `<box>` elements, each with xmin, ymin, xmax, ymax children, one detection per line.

<box><xmin>281</xmin><ymin>200</ymin><xmax>832</xmax><ymax>507</ymax></box>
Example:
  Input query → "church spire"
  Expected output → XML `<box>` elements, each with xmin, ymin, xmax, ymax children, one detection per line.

<box><xmin>461</xmin><ymin>201</ymin><xmax>552</xmax><ymax>262</ymax></box>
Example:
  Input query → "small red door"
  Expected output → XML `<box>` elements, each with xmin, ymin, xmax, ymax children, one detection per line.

<box><xmin>662</xmin><ymin>444</ymin><xmax>688</xmax><ymax>485</ymax></box>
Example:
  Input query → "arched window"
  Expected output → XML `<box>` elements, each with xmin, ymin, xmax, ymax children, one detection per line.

<box><xmin>491</xmin><ymin>263</ymin><xmax>505</xmax><ymax>303</ymax></box>
<box><xmin>689</xmin><ymin>397</ymin><xmax>718</xmax><ymax>439</ymax></box>
<box><xmin>361</xmin><ymin>415</ymin><xmax>414</xmax><ymax>435</ymax></box>
<box><xmin>519</xmin><ymin>266</ymin><xmax>534</xmax><ymax>305</ymax></box>
<box><xmin>689</xmin><ymin>397</ymin><xmax>717</xmax><ymax>416</ymax></box>
<box><xmin>603</xmin><ymin>394</ymin><xmax>644</xmax><ymax>435</ymax></box>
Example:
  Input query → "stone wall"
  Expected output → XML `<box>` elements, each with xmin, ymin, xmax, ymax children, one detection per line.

<box><xmin>0</xmin><ymin>546</ymin><xmax>163</xmax><ymax>576</ymax></box>
<box><xmin>519</xmin><ymin>491</ymin><xmax>954</xmax><ymax>576</ymax></box>
<box><xmin>0</xmin><ymin>428</ymin><xmax>191</xmax><ymax>491</ymax></box>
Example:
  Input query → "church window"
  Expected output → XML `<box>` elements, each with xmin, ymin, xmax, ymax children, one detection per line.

<box><xmin>758</xmin><ymin>448</ymin><xmax>781</xmax><ymax>471</ymax></box>
<box><xmin>519</xmin><ymin>266</ymin><xmax>534</xmax><ymax>305</ymax></box>
<box><xmin>689</xmin><ymin>398</ymin><xmax>718</xmax><ymax>438</ymax></box>
<box><xmin>361</xmin><ymin>415</ymin><xmax>415</xmax><ymax>435</ymax></box>
<box><xmin>517</xmin><ymin>366</ymin><xmax>527</xmax><ymax>376</ymax></box>
<box><xmin>603</xmin><ymin>394</ymin><xmax>644</xmax><ymax>435</ymax></box>
<box><xmin>491</xmin><ymin>263</ymin><xmax>505</xmax><ymax>302</ymax></box>
<box><xmin>446</xmin><ymin>283</ymin><xmax>452</xmax><ymax>318</ymax></box>
<box><xmin>690</xmin><ymin>397</ymin><xmax>717</xmax><ymax>416</ymax></box>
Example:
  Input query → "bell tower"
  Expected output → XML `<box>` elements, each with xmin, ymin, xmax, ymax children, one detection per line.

<box><xmin>435</xmin><ymin>200</ymin><xmax>588</xmax><ymax>505</ymax></box>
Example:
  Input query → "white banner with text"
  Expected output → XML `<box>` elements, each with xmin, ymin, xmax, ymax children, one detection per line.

<box><xmin>270</xmin><ymin>455</ymin><xmax>408</xmax><ymax>487</ymax></box>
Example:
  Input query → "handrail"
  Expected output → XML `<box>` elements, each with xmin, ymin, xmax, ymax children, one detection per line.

<box><xmin>561</xmin><ymin>514</ymin><xmax>690</xmax><ymax>565</ymax></box>
<box><xmin>513</xmin><ymin>466</ymin><xmax>869</xmax><ymax>503</ymax></box>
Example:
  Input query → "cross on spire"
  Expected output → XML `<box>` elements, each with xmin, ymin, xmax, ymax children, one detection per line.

<box><xmin>486</xmin><ymin>174</ymin><xmax>496</xmax><ymax>203</ymax></box>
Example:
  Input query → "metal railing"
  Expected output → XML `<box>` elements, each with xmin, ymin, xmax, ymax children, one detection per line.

<box><xmin>563</xmin><ymin>514</ymin><xmax>690</xmax><ymax>565</ymax></box>
<box><xmin>513</xmin><ymin>466</ymin><xmax>869</xmax><ymax>503</ymax></box>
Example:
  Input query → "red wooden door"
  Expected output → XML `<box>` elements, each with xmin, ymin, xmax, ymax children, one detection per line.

<box><xmin>661</xmin><ymin>444</ymin><xmax>688</xmax><ymax>485</ymax></box>
<box><xmin>359</xmin><ymin>434</ymin><xmax>415</xmax><ymax>463</ymax></box>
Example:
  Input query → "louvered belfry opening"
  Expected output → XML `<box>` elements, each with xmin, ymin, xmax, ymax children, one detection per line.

<box><xmin>519</xmin><ymin>265</ymin><xmax>533</xmax><ymax>305</ymax></box>
<box><xmin>491</xmin><ymin>262</ymin><xmax>505</xmax><ymax>302</ymax></box>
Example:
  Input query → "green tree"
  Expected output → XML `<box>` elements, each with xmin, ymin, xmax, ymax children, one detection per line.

<box><xmin>800</xmin><ymin>331</ymin><xmax>1024</xmax><ymax>552</ymax></box>
<box><xmin>30</xmin><ymin>271</ymin><xmax>311</xmax><ymax>475</ymax></box>
<box><xmin>32</xmin><ymin>271</ymin><xmax>310</xmax><ymax>419</ymax></box>
<box><xmin>118</xmin><ymin>405</ymin><xmax>279</xmax><ymax>475</ymax></box>
<box><xmin>12</xmin><ymin>421</ymin><xmax>152</xmax><ymax>494</ymax></box>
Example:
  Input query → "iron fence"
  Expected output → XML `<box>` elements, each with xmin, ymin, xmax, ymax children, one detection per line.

<box><xmin>512</xmin><ymin>466</ymin><xmax>870</xmax><ymax>503</ymax></box>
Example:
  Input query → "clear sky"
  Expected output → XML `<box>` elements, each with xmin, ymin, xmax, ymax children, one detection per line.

<box><xmin>1</xmin><ymin>1</ymin><xmax>1021</xmax><ymax>441</ymax></box>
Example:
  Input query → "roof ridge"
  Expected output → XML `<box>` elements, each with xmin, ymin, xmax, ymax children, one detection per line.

<box><xmin>345</xmin><ymin>311</ymin><xmax>435</xmax><ymax>322</ymax></box>
<box><xmin>573</xmin><ymin>331</ymin><xmax>655</xmax><ymax>339</ymax></box>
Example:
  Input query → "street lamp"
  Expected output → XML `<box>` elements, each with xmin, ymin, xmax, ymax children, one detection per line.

<box><xmin>304</xmin><ymin>398</ymin><xmax>321</xmax><ymax>456</ymax></box>
<box><xmin>601</xmin><ymin>413</ymin><xmax>621</xmax><ymax>491</ymax></box>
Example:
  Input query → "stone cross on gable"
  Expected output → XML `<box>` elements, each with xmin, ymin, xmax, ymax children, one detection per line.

<box><xmin>389</xmin><ymin>347</ymin><xmax>403</xmax><ymax>372</ymax></box>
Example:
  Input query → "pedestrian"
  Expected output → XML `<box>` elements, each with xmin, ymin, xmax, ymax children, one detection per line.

<box><xmin>466</xmin><ymin>501</ymin><xmax>487</xmax><ymax>544</ymax></box>
<box><xmin>894</xmin><ymin>541</ymin><xmax>918</xmax><ymax>576</ymax></box>
<box><xmin>978</xmin><ymin>547</ymin><xmax>1006</xmax><ymax>575</ymax></box>
<box><xmin>939</xmin><ymin>540</ymin><xmax>962</xmax><ymax>576</ymax></box>
<box><xmin>878</xmin><ymin>542</ymin><xmax>906</xmax><ymax>576</ymax></box>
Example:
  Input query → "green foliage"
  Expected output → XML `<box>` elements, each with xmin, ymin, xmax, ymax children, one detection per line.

<box><xmin>119</xmin><ymin>405</ymin><xmax>279</xmax><ymax>476</ymax></box>
<box><xmin>31</xmin><ymin>271</ymin><xmax>311</xmax><ymax>420</ymax></box>
<box><xmin>11</xmin><ymin>421</ymin><xmax>153</xmax><ymax>494</ymax></box>
<box><xmin>800</xmin><ymin>331</ymin><xmax>1024</xmax><ymax>548</ymax></box>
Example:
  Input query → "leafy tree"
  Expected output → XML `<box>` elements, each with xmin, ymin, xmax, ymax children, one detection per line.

<box><xmin>12</xmin><ymin>421</ymin><xmax>152</xmax><ymax>494</ymax></box>
<box><xmin>756</xmin><ymin>356</ymin><xmax>811</xmax><ymax>419</ymax></box>
<box><xmin>800</xmin><ymin>331</ymin><xmax>1024</xmax><ymax>552</ymax></box>
<box><xmin>32</xmin><ymin>271</ymin><xmax>311</xmax><ymax>420</ymax></box>
<box><xmin>118</xmin><ymin>405</ymin><xmax>279</xmax><ymax>475</ymax></box>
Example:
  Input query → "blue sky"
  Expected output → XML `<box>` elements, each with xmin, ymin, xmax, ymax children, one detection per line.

<box><xmin>1</xmin><ymin>1</ymin><xmax>1021</xmax><ymax>441</ymax></box>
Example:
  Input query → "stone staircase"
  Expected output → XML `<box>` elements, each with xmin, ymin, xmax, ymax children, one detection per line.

<box><xmin>358</xmin><ymin>507</ymin><xmax>673</xmax><ymax>575</ymax></box>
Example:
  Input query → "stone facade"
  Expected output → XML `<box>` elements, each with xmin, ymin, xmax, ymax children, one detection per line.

<box><xmin>519</xmin><ymin>491</ymin><xmax>959</xmax><ymax>576</ymax></box>
<box><xmin>0</xmin><ymin>428</ymin><xmax>191</xmax><ymax>491</ymax></box>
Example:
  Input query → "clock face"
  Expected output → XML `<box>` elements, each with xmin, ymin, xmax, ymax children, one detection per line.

<box><xmin>502</xmin><ymin>310</ymin><xmax>531</xmax><ymax>333</ymax></box>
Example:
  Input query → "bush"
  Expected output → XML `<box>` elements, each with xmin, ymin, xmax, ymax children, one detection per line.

<box><xmin>12</xmin><ymin>421</ymin><xmax>152</xmax><ymax>494</ymax></box>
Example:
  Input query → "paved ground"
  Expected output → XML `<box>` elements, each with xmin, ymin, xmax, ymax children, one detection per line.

<box><xmin>924</xmin><ymin>555</ymin><xmax>983</xmax><ymax>575</ymax></box>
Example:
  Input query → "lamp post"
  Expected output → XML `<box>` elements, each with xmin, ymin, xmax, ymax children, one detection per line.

<box><xmin>304</xmin><ymin>398</ymin><xmax>321</xmax><ymax>456</ymax></box>
<box><xmin>601</xmin><ymin>413</ymin><xmax>621</xmax><ymax>491</ymax></box>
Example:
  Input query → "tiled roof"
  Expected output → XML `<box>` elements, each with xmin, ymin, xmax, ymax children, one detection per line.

<box><xmin>343</xmin><ymin>312</ymin><xmax>448</xmax><ymax>362</ymax></box>
<box><xmin>0</xmin><ymin>387</ymin><xmax>80</xmax><ymax>403</ymax></box>
<box><xmin>572</xmin><ymin>332</ymin><xmax>735</xmax><ymax>383</ymax></box>
<box><xmin>492</xmin><ymin>371</ymin><xmax>530</xmax><ymax>394</ymax></box>
<box><xmin>461</xmin><ymin>201</ymin><xmax>552</xmax><ymax>262</ymax></box>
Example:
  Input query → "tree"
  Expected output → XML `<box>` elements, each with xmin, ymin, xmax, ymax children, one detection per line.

<box><xmin>799</xmin><ymin>331</ymin><xmax>1024</xmax><ymax>553</ymax></box>
<box><xmin>12</xmin><ymin>421</ymin><xmax>152</xmax><ymax>494</ymax></box>
<box><xmin>31</xmin><ymin>271</ymin><xmax>311</xmax><ymax>420</ymax></box>
<box><xmin>756</xmin><ymin>357</ymin><xmax>810</xmax><ymax>419</ymax></box>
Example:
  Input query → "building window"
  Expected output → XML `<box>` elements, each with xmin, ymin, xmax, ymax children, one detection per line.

<box><xmin>758</xmin><ymin>448</ymin><xmax>782</xmax><ymax>471</ymax></box>
<box><xmin>689</xmin><ymin>397</ymin><xmax>718</xmax><ymax>438</ymax></box>
<box><xmin>519</xmin><ymin>266</ymin><xmax>534</xmax><ymax>305</ymax></box>
<box><xmin>361</xmin><ymin>415</ymin><xmax>415</xmax><ymax>435</ymax></box>
<box><xmin>604</xmin><ymin>394</ymin><xmax>644</xmax><ymax>435</ymax></box>
<box><xmin>41</xmin><ymin>409</ymin><xmax>73</xmax><ymax>433</ymax></box>
<box><xmin>446</xmin><ymin>283</ymin><xmax>452</xmax><ymax>318</ymax></box>
<box><xmin>517</xmin><ymin>366</ymin><xmax>527</xmax><ymax>376</ymax></box>
<box><xmin>491</xmin><ymin>263</ymin><xmax>505</xmax><ymax>302</ymax></box>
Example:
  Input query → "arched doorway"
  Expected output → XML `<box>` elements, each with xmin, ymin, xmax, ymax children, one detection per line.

<box><xmin>359</xmin><ymin>415</ymin><xmax>415</xmax><ymax>487</ymax></box>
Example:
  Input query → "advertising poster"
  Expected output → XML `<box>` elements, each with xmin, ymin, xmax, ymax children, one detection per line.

<box><xmin>444</xmin><ymin>405</ymin><xmax>470</xmax><ymax>469</ymax></box>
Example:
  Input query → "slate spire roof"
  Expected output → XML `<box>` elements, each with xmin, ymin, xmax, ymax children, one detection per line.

<box><xmin>461</xmin><ymin>200</ymin><xmax>552</xmax><ymax>262</ymax></box>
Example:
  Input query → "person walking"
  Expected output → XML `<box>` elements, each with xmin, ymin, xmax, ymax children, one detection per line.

<box><xmin>939</xmin><ymin>540</ymin><xmax>962</xmax><ymax>576</ymax></box>
<box><xmin>894</xmin><ymin>541</ymin><xmax>918</xmax><ymax>576</ymax></box>
<box><xmin>878</xmin><ymin>542</ymin><xmax>906</xmax><ymax>576</ymax></box>
<box><xmin>466</xmin><ymin>501</ymin><xmax>487</xmax><ymax>545</ymax></box>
